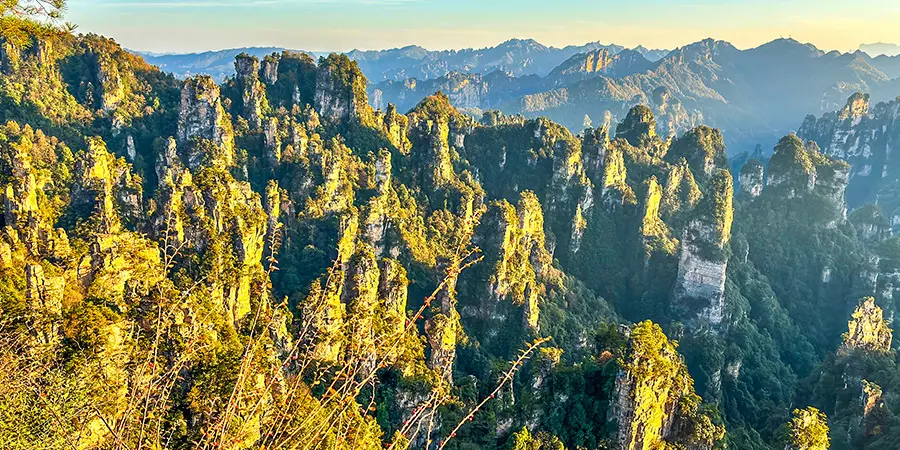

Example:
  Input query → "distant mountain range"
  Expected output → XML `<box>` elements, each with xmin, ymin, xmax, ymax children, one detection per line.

<box><xmin>134</xmin><ymin>39</ymin><xmax>668</xmax><ymax>83</ymax></box>
<box><xmin>371</xmin><ymin>38</ymin><xmax>900</xmax><ymax>154</ymax></box>
<box><xmin>134</xmin><ymin>38</ymin><xmax>900</xmax><ymax>155</ymax></box>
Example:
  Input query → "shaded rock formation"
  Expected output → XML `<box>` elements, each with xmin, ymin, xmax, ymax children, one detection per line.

<box><xmin>739</xmin><ymin>159</ymin><xmax>765</xmax><ymax>198</ymax></box>
<box><xmin>799</xmin><ymin>93</ymin><xmax>900</xmax><ymax>209</ymax></box>
<box><xmin>672</xmin><ymin>170</ymin><xmax>733</xmax><ymax>329</ymax></box>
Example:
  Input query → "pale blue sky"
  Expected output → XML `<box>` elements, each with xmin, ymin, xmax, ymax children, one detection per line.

<box><xmin>68</xmin><ymin>0</ymin><xmax>900</xmax><ymax>54</ymax></box>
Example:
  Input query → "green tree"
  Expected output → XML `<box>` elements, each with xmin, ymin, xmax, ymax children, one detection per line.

<box><xmin>1</xmin><ymin>0</ymin><xmax>74</xmax><ymax>46</ymax></box>
<box><xmin>786</xmin><ymin>407</ymin><xmax>830</xmax><ymax>450</ymax></box>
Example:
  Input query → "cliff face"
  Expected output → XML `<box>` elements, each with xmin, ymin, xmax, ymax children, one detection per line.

<box><xmin>611</xmin><ymin>322</ymin><xmax>724</xmax><ymax>450</ymax></box>
<box><xmin>738</xmin><ymin>159</ymin><xmax>764</xmax><ymax>198</ymax></box>
<box><xmin>234</xmin><ymin>53</ymin><xmax>269</xmax><ymax>128</ymax></box>
<box><xmin>460</xmin><ymin>191</ymin><xmax>555</xmax><ymax>346</ymax></box>
<box><xmin>671</xmin><ymin>170</ymin><xmax>733</xmax><ymax>329</ymax></box>
<box><xmin>799</xmin><ymin>93</ymin><xmax>900</xmax><ymax>211</ymax></box>
<box><xmin>314</xmin><ymin>54</ymin><xmax>375</xmax><ymax>127</ymax></box>
<box><xmin>177</xmin><ymin>75</ymin><xmax>236</xmax><ymax>168</ymax></box>
<box><xmin>841</xmin><ymin>297</ymin><xmax>893</xmax><ymax>354</ymax></box>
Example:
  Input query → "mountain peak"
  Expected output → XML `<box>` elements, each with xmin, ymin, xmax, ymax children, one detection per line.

<box><xmin>752</xmin><ymin>38</ymin><xmax>823</xmax><ymax>57</ymax></box>
<box><xmin>497</xmin><ymin>38</ymin><xmax>548</xmax><ymax>51</ymax></box>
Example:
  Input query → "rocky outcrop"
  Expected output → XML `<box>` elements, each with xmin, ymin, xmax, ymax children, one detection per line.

<box><xmin>532</xmin><ymin>118</ymin><xmax>594</xmax><ymax>255</ymax></box>
<box><xmin>600</xmin><ymin>146</ymin><xmax>636</xmax><ymax>207</ymax></box>
<box><xmin>641</xmin><ymin>177</ymin><xmax>677</xmax><ymax>255</ymax></box>
<box><xmin>70</xmin><ymin>137</ymin><xmax>144</xmax><ymax>233</ymax></box>
<box><xmin>177</xmin><ymin>75</ymin><xmax>235</xmax><ymax>169</ymax></box>
<box><xmin>379</xmin><ymin>104</ymin><xmax>410</xmax><ymax>152</ymax></box>
<box><xmin>611</xmin><ymin>322</ymin><xmax>723</xmax><ymax>450</ymax></box>
<box><xmin>343</xmin><ymin>245</ymin><xmax>381</xmax><ymax>370</ymax></box>
<box><xmin>425</xmin><ymin>310</ymin><xmax>459</xmax><ymax>383</ymax></box>
<box><xmin>799</xmin><ymin>93</ymin><xmax>900</xmax><ymax>208</ymax></box>
<box><xmin>665</xmin><ymin>126</ymin><xmax>727</xmax><ymax>178</ymax></box>
<box><xmin>95</xmin><ymin>52</ymin><xmax>126</xmax><ymax>113</ymax></box>
<box><xmin>150</xmin><ymin>134</ymin><xmax>267</xmax><ymax>326</ymax></box>
<box><xmin>860</xmin><ymin>380</ymin><xmax>886</xmax><ymax>436</ymax></box>
<box><xmin>261</xmin><ymin>54</ymin><xmax>279</xmax><ymax>85</ymax></box>
<box><xmin>661</xmin><ymin>161</ymin><xmax>702</xmax><ymax>216</ymax></box>
<box><xmin>378</xmin><ymin>258</ymin><xmax>408</xmax><ymax>336</ymax></box>
<box><xmin>468</xmin><ymin>192</ymin><xmax>553</xmax><ymax>333</ymax></box>
<box><xmin>766</xmin><ymin>134</ymin><xmax>817</xmax><ymax>195</ymax></box>
<box><xmin>234</xmin><ymin>54</ymin><xmax>269</xmax><ymax>128</ymax></box>
<box><xmin>302</xmin><ymin>274</ymin><xmax>346</xmax><ymax>363</ymax></box>
<box><xmin>2</xmin><ymin>138</ymin><xmax>41</xmax><ymax>245</ymax></box>
<box><xmin>840</xmin><ymin>297</ymin><xmax>892</xmax><ymax>354</ymax></box>
<box><xmin>739</xmin><ymin>159</ymin><xmax>765</xmax><ymax>198</ymax></box>
<box><xmin>25</xmin><ymin>263</ymin><xmax>64</xmax><ymax>343</ymax></box>
<box><xmin>616</xmin><ymin>105</ymin><xmax>657</xmax><ymax>147</ymax></box>
<box><xmin>582</xmin><ymin>122</ymin><xmax>611</xmax><ymax>175</ymax></box>
<box><xmin>549</xmin><ymin>49</ymin><xmax>614</xmax><ymax>79</ymax></box>
<box><xmin>406</xmin><ymin>93</ymin><xmax>472</xmax><ymax>188</ymax></box>
<box><xmin>764</xmin><ymin>134</ymin><xmax>851</xmax><ymax>222</ymax></box>
<box><xmin>314</xmin><ymin>54</ymin><xmax>375</xmax><ymax>127</ymax></box>
<box><xmin>672</xmin><ymin>170</ymin><xmax>733</xmax><ymax>330</ymax></box>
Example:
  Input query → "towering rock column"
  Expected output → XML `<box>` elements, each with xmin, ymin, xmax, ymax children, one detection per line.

<box><xmin>739</xmin><ymin>159</ymin><xmax>764</xmax><ymax>198</ymax></box>
<box><xmin>235</xmin><ymin>53</ymin><xmax>269</xmax><ymax>129</ymax></box>
<box><xmin>313</xmin><ymin>53</ymin><xmax>375</xmax><ymax>127</ymax></box>
<box><xmin>177</xmin><ymin>75</ymin><xmax>235</xmax><ymax>169</ymax></box>
<box><xmin>671</xmin><ymin>169</ymin><xmax>734</xmax><ymax>330</ymax></box>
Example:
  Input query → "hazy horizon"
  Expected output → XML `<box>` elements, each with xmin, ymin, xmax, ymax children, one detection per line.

<box><xmin>125</xmin><ymin>37</ymin><xmax>900</xmax><ymax>58</ymax></box>
<box><xmin>69</xmin><ymin>0</ymin><xmax>900</xmax><ymax>54</ymax></box>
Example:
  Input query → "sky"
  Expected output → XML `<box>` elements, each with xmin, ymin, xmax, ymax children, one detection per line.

<box><xmin>68</xmin><ymin>0</ymin><xmax>900</xmax><ymax>54</ymax></box>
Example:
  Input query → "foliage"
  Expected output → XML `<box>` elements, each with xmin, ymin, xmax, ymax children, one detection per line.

<box><xmin>786</xmin><ymin>407</ymin><xmax>830</xmax><ymax>450</ymax></box>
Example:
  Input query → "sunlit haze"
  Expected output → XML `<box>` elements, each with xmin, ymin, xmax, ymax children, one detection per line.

<box><xmin>70</xmin><ymin>0</ymin><xmax>900</xmax><ymax>53</ymax></box>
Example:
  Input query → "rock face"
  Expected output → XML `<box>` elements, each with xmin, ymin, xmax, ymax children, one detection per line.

<box><xmin>466</xmin><ymin>192</ymin><xmax>553</xmax><ymax>334</ymax></box>
<box><xmin>739</xmin><ymin>159</ymin><xmax>765</xmax><ymax>198</ymax></box>
<box><xmin>261</xmin><ymin>54</ymin><xmax>279</xmax><ymax>84</ymax></box>
<box><xmin>600</xmin><ymin>146</ymin><xmax>635</xmax><ymax>207</ymax></box>
<box><xmin>861</xmin><ymin>380</ymin><xmax>886</xmax><ymax>436</ymax></box>
<box><xmin>641</xmin><ymin>177</ymin><xmax>677</xmax><ymax>255</ymax></box>
<box><xmin>799</xmin><ymin>93</ymin><xmax>900</xmax><ymax>209</ymax></box>
<box><xmin>841</xmin><ymin>297</ymin><xmax>893</xmax><ymax>354</ymax></box>
<box><xmin>549</xmin><ymin>49</ymin><xmax>615</xmax><ymax>79</ymax></box>
<box><xmin>70</xmin><ymin>137</ymin><xmax>144</xmax><ymax>233</ymax></box>
<box><xmin>672</xmin><ymin>170</ymin><xmax>733</xmax><ymax>329</ymax></box>
<box><xmin>765</xmin><ymin>134</ymin><xmax>850</xmax><ymax>222</ymax></box>
<box><xmin>611</xmin><ymin>322</ymin><xmax>723</xmax><ymax>450</ymax></box>
<box><xmin>95</xmin><ymin>52</ymin><xmax>126</xmax><ymax>113</ymax></box>
<box><xmin>25</xmin><ymin>263</ymin><xmax>64</xmax><ymax>342</ymax></box>
<box><xmin>314</xmin><ymin>54</ymin><xmax>375</xmax><ymax>126</ymax></box>
<box><xmin>177</xmin><ymin>75</ymin><xmax>235</xmax><ymax>168</ymax></box>
<box><xmin>406</xmin><ymin>93</ymin><xmax>473</xmax><ymax>188</ymax></box>
<box><xmin>616</xmin><ymin>105</ymin><xmax>657</xmax><ymax>147</ymax></box>
<box><xmin>234</xmin><ymin>53</ymin><xmax>268</xmax><ymax>128</ymax></box>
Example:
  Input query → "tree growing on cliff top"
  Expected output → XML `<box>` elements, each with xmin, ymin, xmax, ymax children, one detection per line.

<box><xmin>1</xmin><ymin>0</ymin><xmax>75</xmax><ymax>47</ymax></box>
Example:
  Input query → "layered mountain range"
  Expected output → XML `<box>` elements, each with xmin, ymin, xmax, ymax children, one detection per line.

<box><xmin>4</xmin><ymin>27</ymin><xmax>900</xmax><ymax>450</ymax></box>
<box><xmin>137</xmin><ymin>39</ymin><xmax>667</xmax><ymax>83</ymax></box>
<box><xmin>140</xmin><ymin>38</ymin><xmax>900</xmax><ymax>158</ymax></box>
